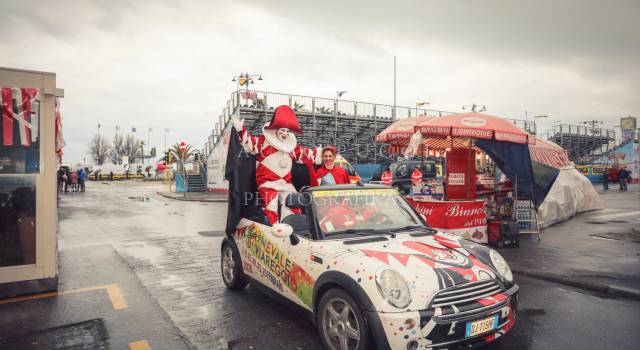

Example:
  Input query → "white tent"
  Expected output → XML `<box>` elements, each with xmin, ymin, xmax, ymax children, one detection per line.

<box><xmin>537</xmin><ymin>166</ymin><xmax>603</xmax><ymax>228</ymax></box>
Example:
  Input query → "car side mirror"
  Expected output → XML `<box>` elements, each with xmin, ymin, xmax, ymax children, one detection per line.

<box><xmin>285</xmin><ymin>192</ymin><xmax>309</xmax><ymax>209</ymax></box>
<box><xmin>290</xmin><ymin>233</ymin><xmax>300</xmax><ymax>246</ymax></box>
<box><xmin>271</xmin><ymin>223</ymin><xmax>293</xmax><ymax>237</ymax></box>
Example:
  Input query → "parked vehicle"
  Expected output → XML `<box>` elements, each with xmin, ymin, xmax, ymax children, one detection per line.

<box><xmin>371</xmin><ymin>160</ymin><xmax>438</xmax><ymax>194</ymax></box>
<box><xmin>222</xmin><ymin>184</ymin><xmax>519</xmax><ymax>350</ymax></box>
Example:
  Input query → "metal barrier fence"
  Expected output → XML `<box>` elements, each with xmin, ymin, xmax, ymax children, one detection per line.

<box><xmin>207</xmin><ymin>90</ymin><xmax>538</xmax><ymax>163</ymax></box>
<box><xmin>546</xmin><ymin>124</ymin><xmax>616</xmax><ymax>139</ymax></box>
<box><xmin>543</xmin><ymin>123</ymin><xmax>616</xmax><ymax>164</ymax></box>
<box><xmin>215</xmin><ymin>90</ymin><xmax>460</xmax><ymax>137</ymax></box>
<box><xmin>503</xmin><ymin>118</ymin><xmax>537</xmax><ymax>135</ymax></box>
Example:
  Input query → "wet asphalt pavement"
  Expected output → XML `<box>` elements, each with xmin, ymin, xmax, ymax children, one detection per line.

<box><xmin>2</xmin><ymin>180</ymin><xmax>639</xmax><ymax>349</ymax></box>
<box><xmin>500</xmin><ymin>184</ymin><xmax>640</xmax><ymax>294</ymax></box>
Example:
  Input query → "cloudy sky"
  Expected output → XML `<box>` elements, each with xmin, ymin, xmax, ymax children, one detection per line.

<box><xmin>1</xmin><ymin>0</ymin><xmax>638</xmax><ymax>164</ymax></box>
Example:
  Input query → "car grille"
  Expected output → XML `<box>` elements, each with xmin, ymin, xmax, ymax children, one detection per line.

<box><xmin>430</xmin><ymin>280</ymin><xmax>504</xmax><ymax>308</ymax></box>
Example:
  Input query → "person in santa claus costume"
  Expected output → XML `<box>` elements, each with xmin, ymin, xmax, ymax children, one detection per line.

<box><xmin>232</xmin><ymin>105</ymin><xmax>320</xmax><ymax>224</ymax></box>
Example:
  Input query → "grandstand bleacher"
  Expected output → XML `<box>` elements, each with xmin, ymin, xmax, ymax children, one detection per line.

<box><xmin>204</xmin><ymin>90</ymin><xmax>536</xmax><ymax>165</ymax></box>
<box><xmin>543</xmin><ymin>124</ymin><xmax>616</xmax><ymax>164</ymax></box>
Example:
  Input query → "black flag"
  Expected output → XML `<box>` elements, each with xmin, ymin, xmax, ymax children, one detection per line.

<box><xmin>224</xmin><ymin>126</ymin><xmax>262</xmax><ymax>235</ymax></box>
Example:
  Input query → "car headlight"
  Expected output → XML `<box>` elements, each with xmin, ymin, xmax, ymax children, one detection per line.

<box><xmin>489</xmin><ymin>249</ymin><xmax>513</xmax><ymax>283</ymax></box>
<box><xmin>375</xmin><ymin>269</ymin><xmax>411</xmax><ymax>308</ymax></box>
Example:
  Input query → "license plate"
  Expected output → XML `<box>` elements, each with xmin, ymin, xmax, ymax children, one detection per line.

<box><xmin>465</xmin><ymin>314</ymin><xmax>499</xmax><ymax>338</ymax></box>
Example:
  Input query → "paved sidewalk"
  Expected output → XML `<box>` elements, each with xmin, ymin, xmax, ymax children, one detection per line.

<box><xmin>500</xmin><ymin>183</ymin><xmax>640</xmax><ymax>300</ymax></box>
<box><xmin>158</xmin><ymin>191</ymin><xmax>228</xmax><ymax>202</ymax></box>
<box><xmin>0</xmin><ymin>244</ymin><xmax>192</xmax><ymax>350</ymax></box>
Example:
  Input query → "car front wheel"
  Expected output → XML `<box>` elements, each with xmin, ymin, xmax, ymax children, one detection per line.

<box><xmin>317</xmin><ymin>288</ymin><xmax>370</xmax><ymax>350</ymax></box>
<box><xmin>221</xmin><ymin>241</ymin><xmax>247</xmax><ymax>290</ymax></box>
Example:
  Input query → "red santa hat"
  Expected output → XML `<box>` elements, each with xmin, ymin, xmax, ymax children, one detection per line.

<box><xmin>264</xmin><ymin>105</ymin><xmax>302</xmax><ymax>135</ymax></box>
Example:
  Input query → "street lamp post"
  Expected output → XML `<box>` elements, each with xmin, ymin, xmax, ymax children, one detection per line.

<box><xmin>231</xmin><ymin>73</ymin><xmax>263</xmax><ymax>121</ymax></box>
<box><xmin>147</xmin><ymin>127</ymin><xmax>153</xmax><ymax>164</ymax></box>
<box><xmin>164</xmin><ymin>128</ymin><xmax>170</xmax><ymax>155</ymax></box>
<box><xmin>335</xmin><ymin>91</ymin><xmax>347</xmax><ymax>144</ymax></box>
<box><xmin>531</xmin><ymin>115</ymin><xmax>548</xmax><ymax>135</ymax></box>
<box><xmin>462</xmin><ymin>104</ymin><xmax>486</xmax><ymax>112</ymax></box>
<box><xmin>416</xmin><ymin>101</ymin><xmax>429</xmax><ymax>117</ymax></box>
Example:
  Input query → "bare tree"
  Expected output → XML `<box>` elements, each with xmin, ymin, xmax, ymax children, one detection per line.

<box><xmin>123</xmin><ymin>134</ymin><xmax>142</xmax><ymax>163</ymax></box>
<box><xmin>109</xmin><ymin>133</ymin><xmax>125</xmax><ymax>164</ymax></box>
<box><xmin>88</xmin><ymin>134</ymin><xmax>111</xmax><ymax>165</ymax></box>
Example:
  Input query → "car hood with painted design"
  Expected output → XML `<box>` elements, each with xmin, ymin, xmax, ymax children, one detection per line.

<box><xmin>309</xmin><ymin>231</ymin><xmax>501</xmax><ymax>313</ymax></box>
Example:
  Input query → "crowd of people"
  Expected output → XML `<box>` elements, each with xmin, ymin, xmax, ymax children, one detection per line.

<box><xmin>601</xmin><ymin>165</ymin><xmax>633</xmax><ymax>191</ymax></box>
<box><xmin>57</xmin><ymin>167</ymin><xmax>87</xmax><ymax>193</ymax></box>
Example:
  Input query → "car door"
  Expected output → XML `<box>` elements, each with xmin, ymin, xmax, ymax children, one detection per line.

<box><xmin>236</xmin><ymin>218</ymin><xmax>315</xmax><ymax>310</ymax></box>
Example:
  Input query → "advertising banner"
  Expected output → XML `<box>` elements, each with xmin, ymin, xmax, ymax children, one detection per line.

<box><xmin>620</xmin><ymin>117</ymin><xmax>636</xmax><ymax>143</ymax></box>
<box><xmin>207</xmin><ymin>123</ymin><xmax>231</xmax><ymax>192</ymax></box>
<box><xmin>407</xmin><ymin>199</ymin><xmax>487</xmax><ymax>243</ymax></box>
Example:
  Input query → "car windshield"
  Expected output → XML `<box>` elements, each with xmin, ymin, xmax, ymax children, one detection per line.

<box><xmin>337</xmin><ymin>162</ymin><xmax>356</xmax><ymax>176</ymax></box>
<box><xmin>311</xmin><ymin>188</ymin><xmax>428</xmax><ymax>237</ymax></box>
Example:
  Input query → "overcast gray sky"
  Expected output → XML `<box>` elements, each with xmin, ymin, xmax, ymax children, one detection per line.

<box><xmin>1</xmin><ymin>0</ymin><xmax>638</xmax><ymax>164</ymax></box>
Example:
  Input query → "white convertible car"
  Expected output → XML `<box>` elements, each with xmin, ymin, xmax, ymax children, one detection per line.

<box><xmin>221</xmin><ymin>184</ymin><xmax>518</xmax><ymax>350</ymax></box>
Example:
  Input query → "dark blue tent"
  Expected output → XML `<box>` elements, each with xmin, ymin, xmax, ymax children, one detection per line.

<box><xmin>475</xmin><ymin>139</ymin><xmax>559</xmax><ymax>208</ymax></box>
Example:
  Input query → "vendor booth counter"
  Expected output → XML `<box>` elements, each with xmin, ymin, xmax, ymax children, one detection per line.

<box><xmin>376</xmin><ymin>112</ymin><xmax>575</xmax><ymax>246</ymax></box>
<box><xmin>407</xmin><ymin>197</ymin><xmax>488</xmax><ymax>243</ymax></box>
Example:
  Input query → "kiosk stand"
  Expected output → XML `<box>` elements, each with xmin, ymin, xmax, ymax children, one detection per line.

<box><xmin>0</xmin><ymin>67</ymin><xmax>63</xmax><ymax>297</ymax></box>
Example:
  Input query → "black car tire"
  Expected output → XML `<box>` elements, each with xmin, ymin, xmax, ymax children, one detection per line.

<box><xmin>317</xmin><ymin>288</ymin><xmax>371</xmax><ymax>350</ymax></box>
<box><xmin>221</xmin><ymin>241</ymin><xmax>247</xmax><ymax>290</ymax></box>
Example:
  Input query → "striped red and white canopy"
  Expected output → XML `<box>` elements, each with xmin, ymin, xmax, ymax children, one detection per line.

<box><xmin>375</xmin><ymin>115</ymin><xmax>434</xmax><ymax>143</ymax></box>
<box><xmin>386</xmin><ymin>135</ymin><xmax>571</xmax><ymax>169</ymax></box>
<box><xmin>386</xmin><ymin>138</ymin><xmax>476</xmax><ymax>155</ymax></box>
<box><xmin>529</xmin><ymin>137</ymin><xmax>571</xmax><ymax>168</ymax></box>
<box><xmin>416</xmin><ymin>112</ymin><xmax>532</xmax><ymax>144</ymax></box>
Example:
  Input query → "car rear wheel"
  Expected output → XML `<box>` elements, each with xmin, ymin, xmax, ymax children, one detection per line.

<box><xmin>221</xmin><ymin>241</ymin><xmax>247</xmax><ymax>290</ymax></box>
<box><xmin>317</xmin><ymin>289</ymin><xmax>370</xmax><ymax>350</ymax></box>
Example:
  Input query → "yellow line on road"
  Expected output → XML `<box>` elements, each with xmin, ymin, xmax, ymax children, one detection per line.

<box><xmin>129</xmin><ymin>340</ymin><xmax>151</xmax><ymax>350</ymax></box>
<box><xmin>104</xmin><ymin>284</ymin><xmax>128</xmax><ymax>310</ymax></box>
<box><xmin>0</xmin><ymin>283</ymin><xmax>127</xmax><ymax>310</ymax></box>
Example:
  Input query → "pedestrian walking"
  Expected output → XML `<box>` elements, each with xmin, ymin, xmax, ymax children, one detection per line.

<box><xmin>57</xmin><ymin>167</ymin><xmax>65</xmax><ymax>192</ymax></box>
<box><xmin>64</xmin><ymin>169</ymin><xmax>71</xmax><ymax>193</ymax></box>
<box><xmin>79</xmin><ymin>168</ymin><xmax>86</xmax><ymax>192</ymax></box>
<box><xmin>618</xmin><ymin>166</ymin><xmax>630</xmax><ymax>191</ymax></box>
<box><xmin>602</xmin><ymin>168</ymin><xmax>609</xmax><ymax>190</ymax></box>
<box><xmin>70</xmin><ymin>171</ymin><xmax>78</xmax><ymax>192</ymax></box>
